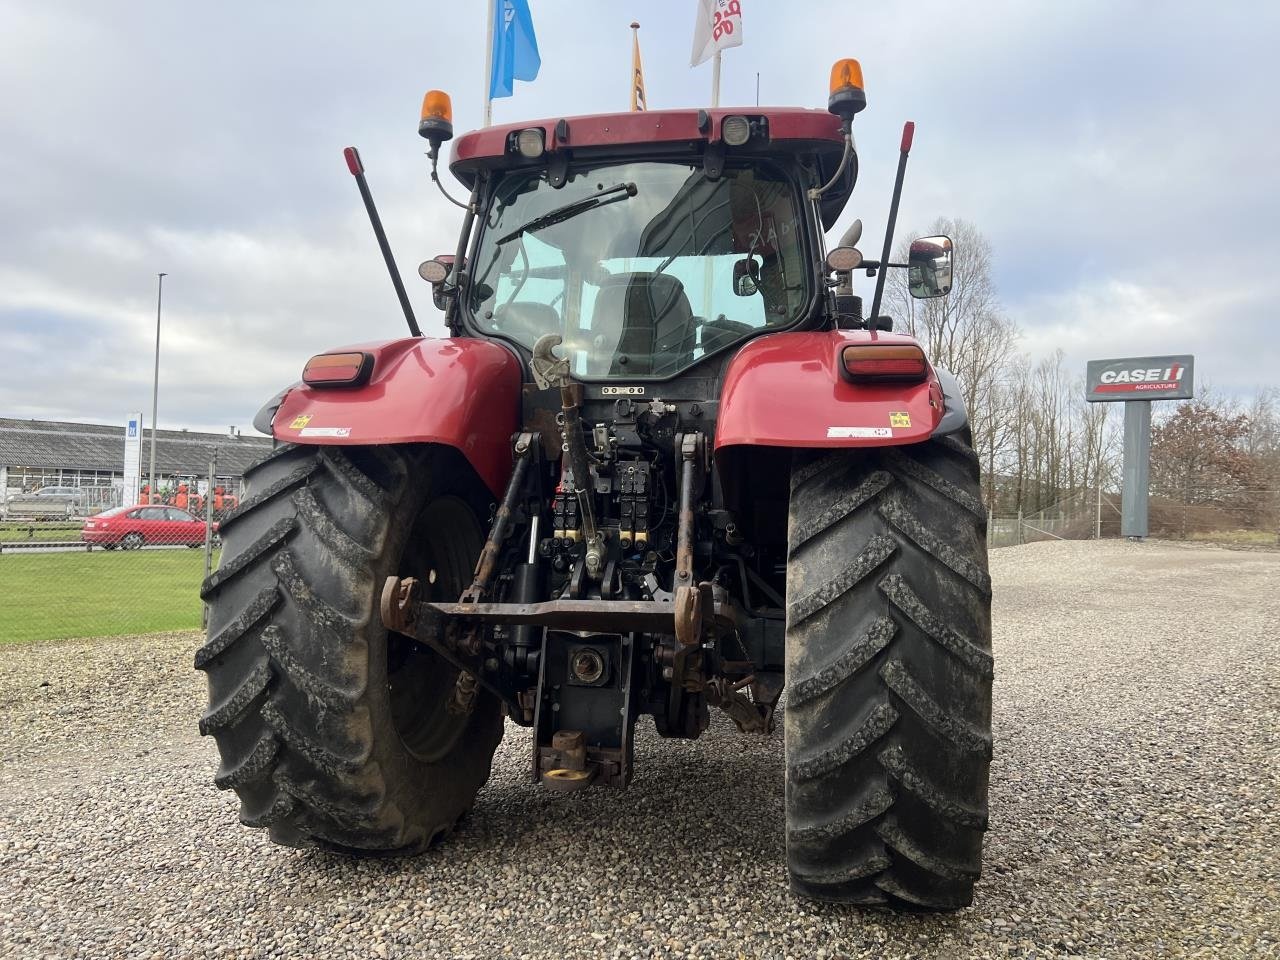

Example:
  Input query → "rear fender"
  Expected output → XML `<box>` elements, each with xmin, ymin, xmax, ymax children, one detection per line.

<box><xmin>715</xmin><ymin>330</ymin><xmax>949</xmax><ymax>453</ymax></box>
<box><xmin>714</xmin><ymin>330</ymin><xmax>966</xmax><ymax>539</ymax></box>
<box><xmin>268</xmin><ymin>337</ymin><xmax>522</xmax><ymax>496</ymax></box>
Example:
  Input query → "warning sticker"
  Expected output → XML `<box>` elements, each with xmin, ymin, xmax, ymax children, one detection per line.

<box><xmin>889</xmin><ymin>411</ymin><xmax>912</xmax><ymax>428</ymax></box>
<box><xmin>299</xmin><ymin>426</ymin><xmax>352</xmax><ymax>438</ymax></box>
<box><xmin>827</xmin><ymin>426</ymin><xmax>893</xmax><ymax>439</ymax></box>
<box><xmin>289</xmin><ymin>414</ymin><xmax>313</xmax><ymax>430</ymax></box>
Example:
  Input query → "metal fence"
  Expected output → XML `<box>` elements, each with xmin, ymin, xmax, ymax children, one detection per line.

<box><xmin>991</xmin><ymin>485</ymin><xmax>1280</xmax><ymax>548</ymax></box>
<box><xmin>3</xmin><ymin>470</ymin><xmax>1274</xmax><ymax>644</ymax></box>
<box><xmin>0</xmin><ymin>474</ymin><xmax>242</xmax><ymax>644</ymax></box>
<box><xmin>1</xmin><ymin>478</ymin><xmax>245</xmax><ymax>521</ymax></box>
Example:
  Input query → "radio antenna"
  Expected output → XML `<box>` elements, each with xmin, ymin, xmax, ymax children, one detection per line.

<box><xmin>343</xmin><ymin>146</ymin><xmax>422</xmax><ymax>337</ymax></box>
<box><xmin>867</xmin><ymin>121</ymin><xmax>914</xmax><ymax>326</ymax></box>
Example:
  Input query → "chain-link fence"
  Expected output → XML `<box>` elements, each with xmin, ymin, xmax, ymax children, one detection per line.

<box><xmin>0</xmin><ymin>477</ymin><xmax>245</xmax><ymax>644</ymax></box>
<box><xmin>991</xmin><ymin>485</ymin><xmax>1280</xmax><ymax>548</ymax></box>
<box><xmin>4</xmin><ymin>463</ymin><xmax>1274</xmax><ymax>643</ymax></box>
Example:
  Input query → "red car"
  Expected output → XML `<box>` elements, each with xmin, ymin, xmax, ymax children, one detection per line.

<box><xmin>81</xmin><ymin>505</ymin><xmax>217</xmax><ymax>549</ymax></box>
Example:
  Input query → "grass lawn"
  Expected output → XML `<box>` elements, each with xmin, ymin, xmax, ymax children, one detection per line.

<box><xmin>0</xmin><ymin>523</ymin><xmax>83</xmax><ymax>542</ymax></box>
<box><xmin>0</xmin><ymin>549</ymin><xmax>217</xmax><ymax>644</ymax></box>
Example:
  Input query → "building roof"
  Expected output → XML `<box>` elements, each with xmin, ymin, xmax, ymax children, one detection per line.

<box><xmin>0</xmin><ymin>418</ymin><xmax>274</xmax><ymax>477</ymax></box>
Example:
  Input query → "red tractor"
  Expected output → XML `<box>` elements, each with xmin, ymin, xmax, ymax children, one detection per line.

<box><xmin>197</xmin><ymin>59</ymin><xmax>992</xmax><ymax>909</ymax></box>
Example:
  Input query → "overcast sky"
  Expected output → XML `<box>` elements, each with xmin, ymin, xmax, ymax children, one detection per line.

<box><xmin>2</xmin><ymin>1</ymin><xmax>1277</xmax><ymax>434</ymax></box>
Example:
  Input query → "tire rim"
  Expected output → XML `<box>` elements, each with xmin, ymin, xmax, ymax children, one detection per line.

<box><xmin>387</xmin><ymin>495</ymin><xmax>483</xmax><ymax>764</ymax></box>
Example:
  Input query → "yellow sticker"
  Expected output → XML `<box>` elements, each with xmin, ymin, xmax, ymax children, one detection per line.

<box><xmin>289</xmin><ymin>414</ymin><xmax>313</xmax><ymax>430</ymax></box>
<box><xmin>889</xmin><ymin>411</ymin><xmax>911</xmax><ymax>428</ymax></box>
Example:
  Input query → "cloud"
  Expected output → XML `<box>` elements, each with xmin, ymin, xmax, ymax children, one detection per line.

<box><xmin>1009</xmin><ymin>278</ymin><xmax>1276</xmax><ymax>397</ymax></box>
<box><xmin>1</xmin><ymin>0</ymin><xmax>1276</xmax><ymax>438</ymax></box>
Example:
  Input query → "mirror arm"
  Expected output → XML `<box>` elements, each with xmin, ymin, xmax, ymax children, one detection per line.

<box><xmin>443</xmin><ymin>181</ymin><xmax>483</xmax><ymax>335</ymax></box>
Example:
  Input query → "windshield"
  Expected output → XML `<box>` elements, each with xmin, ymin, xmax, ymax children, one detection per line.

<box><xmin>468</xmin><ymin>160</ymin><xmax>811</xmax><ymax>378</ymax></box>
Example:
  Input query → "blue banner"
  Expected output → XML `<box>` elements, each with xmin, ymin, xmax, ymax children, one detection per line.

<box><xmin>490</xmin><ymin>0</ymin><xmax>541</xmax><ymax>100</ymax></box>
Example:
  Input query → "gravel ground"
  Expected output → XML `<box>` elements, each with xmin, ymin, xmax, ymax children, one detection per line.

<box><xmin>1</xmin><ymin>539</ymin><xmax>1277</xmax><ymax>959</ymax></box>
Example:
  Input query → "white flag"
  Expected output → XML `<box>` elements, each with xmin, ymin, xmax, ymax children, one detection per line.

<box><xmin>690</xmin><ymin>0</ymin><xmax>743</xmax><ymax>67</ymax></box>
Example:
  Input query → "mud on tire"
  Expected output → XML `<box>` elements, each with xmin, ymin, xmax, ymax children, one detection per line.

<box><xmin>196</xmin><ymin>442</ymin><xmax>503</xmax><ymax>852</ymax></box>
<box><xmin>784</xmin><ymin>433</ymin><xmax>992</xmax><ymax>908</ymax></box>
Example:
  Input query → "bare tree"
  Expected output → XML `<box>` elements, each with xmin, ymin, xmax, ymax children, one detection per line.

<box><xmin>1246</xmin><ymin>388</ymin><xmax>1279</xmax><ymax>458</ymax></box>
<box><xmin>886</xmin><ymin>218</ymin><xmax>1020</xmax><ymax>507</ymax></box>
<box><xmin>877</xmin><ymin>217</ymin><xmax>1132</xmax><ymax>521</ymax></box>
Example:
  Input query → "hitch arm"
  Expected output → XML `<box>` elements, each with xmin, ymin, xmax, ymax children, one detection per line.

<box><xmin>460</xmin><ymin>432</ymin><xmax>536</xmax><ymax>604</ymax></box>
<box><xmin>673</xmin><ymin>433</ymin><xmax>707</xmax><ymax>648</ymax></box>
<box><xmin>380</xmin><ymin>576</ymin><xmax>524</xmax><ymax>718</ymax></box>
<box><xmin>531</xmin><ymin>334</ymin><xmax>604</xmax><ymax>578</ymax></box>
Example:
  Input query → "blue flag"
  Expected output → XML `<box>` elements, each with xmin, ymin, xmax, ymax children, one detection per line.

<box><xmin>489</xmin><ymin>0</ymin><xmax>541</xmax><ymax>100</ymax></box>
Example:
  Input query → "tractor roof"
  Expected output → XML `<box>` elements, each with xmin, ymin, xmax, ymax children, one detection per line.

<box><xmin>449</xmin><ymin>107</ymin><xmax>856</xmax><ymax>228</ymax></box>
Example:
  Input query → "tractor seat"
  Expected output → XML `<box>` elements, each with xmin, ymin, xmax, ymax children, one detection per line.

<box><xmin>492</xmin><ymin>301</ymin><xmax>561</xmax><ymax>347</ymax></box>
<box><xmin>589</xmin><ymin>272</ymin><xmax>695</xmax><ymax>376</ymax></box>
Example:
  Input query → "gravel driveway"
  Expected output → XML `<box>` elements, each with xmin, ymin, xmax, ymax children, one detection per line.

<box><xmin>2</xmin><ymin>539</ymin><xmax>1277</xmax><ymax>959</ymax></box>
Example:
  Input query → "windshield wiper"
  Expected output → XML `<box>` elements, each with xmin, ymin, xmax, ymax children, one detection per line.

<box><xmin>496</xmin><ymin>182</ymin><xmax>638</xmax><ymax>245</ymax></box>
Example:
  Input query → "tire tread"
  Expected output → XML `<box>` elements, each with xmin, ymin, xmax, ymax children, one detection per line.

<box><xmin>785</xmin><ymin>435</ymin><xmax>992</xmax><ymax>909</ymax></box>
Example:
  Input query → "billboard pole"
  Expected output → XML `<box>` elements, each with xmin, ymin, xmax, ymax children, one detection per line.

<box><xmin>1086</xmin><ymin>354</ymin><xmax>1194</xmax><ymax>543</ymax></box>
<box><xmin>1121</xmin><ymin>400</ymin><xmax>1152</xmax><ymax>539</ymax></box>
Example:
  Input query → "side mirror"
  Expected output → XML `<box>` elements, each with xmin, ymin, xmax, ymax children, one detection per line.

<box><xmin>908</xmin><ymin>235</ymin><xmax>953</xmax><ymax>299</ymax></box>
<box><xmin>732</xmin><ymin>256</ymin><xmax>762</xmax><ymax>297</ymax></box>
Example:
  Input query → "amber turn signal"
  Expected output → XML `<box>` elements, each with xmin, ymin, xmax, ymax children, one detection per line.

<box><xmin>841</xmin><ymin>344</ymin><xmax>927</xmax><ymax>382</ymax></box>
<box><xmin>303</xmin><ymin>352</ymin><xmax>372</xmax><ymax>387</ymax></box>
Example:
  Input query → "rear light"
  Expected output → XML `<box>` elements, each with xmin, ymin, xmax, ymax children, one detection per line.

<box><xmin>825</xmin><ymin>245</ymin><xmax>863</xmax><ymax>273</ymax></box>
<box><xmin>513</xmin><ymin>127</ymin><xmax>546</xmax><ymax>158</ymax></box>
<box><xmin>303</xmin><ymin>352</ymin><xmax>373</xmax><ymax>387</ymax></box>
<box><xmin>721</xmin><ymin>115</ymin><xmax>751</xmax><ymax>146</ymax></box>
<box><xmin>841</xmin><ymin>344</ymin><xmax>928</xmax><ymax>383</ymax></box>
<box><xmin>418</xmin><ymin>258</ymin><xmax>449</xmax><ymax>284</ymax></box>
<box><xmin>343</xmin><ymin>146</ymin><xmax>364</xmax><ymax>176</ymax></box>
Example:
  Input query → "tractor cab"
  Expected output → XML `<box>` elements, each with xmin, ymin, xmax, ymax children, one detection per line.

<box><xmin>424</xmin><ymin>106</ymin><xmax>856</xmax><ymax>387</ymax></box>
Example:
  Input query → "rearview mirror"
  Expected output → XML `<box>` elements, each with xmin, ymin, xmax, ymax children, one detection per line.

<box><xmin>908</xmin><ymin>235</ymin><xmax>953</xmax><ymax>299</ymax></box>
<box><xmin>732</xmin><ymin>256</ymin><xmax>761</xmax><ymax>297</ymax></box>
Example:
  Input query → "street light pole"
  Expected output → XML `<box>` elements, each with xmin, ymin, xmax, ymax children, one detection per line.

<box><xmin>147</xmin><ymin>272</ymin><xmax>166</xmax><ymax>504</ymax></box>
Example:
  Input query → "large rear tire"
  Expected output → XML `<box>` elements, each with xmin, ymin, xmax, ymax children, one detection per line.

<box><xmin>784</xmin><ymin>434</ymin><xmax>993</xmax><ymax>908</ymax></box>
<box><xmin>196</xmin><ymin>442</ymin><xmax>503</xmax><ymax>852</ymax></box>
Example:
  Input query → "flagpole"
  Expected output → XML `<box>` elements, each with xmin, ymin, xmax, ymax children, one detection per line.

<box><xmin>704</xmin><ymin>46</ymin><xmax>719</xmax><ymax>322</ymax></box>
<box><xmin>483</xmin><ymin>0</ymin><xmax>495</xmax><ymax>126</ymax></box>
<box><xmin>630</xmin><ymin>21</ymin><xmax>640</xmax><ymax>111</ymax></box>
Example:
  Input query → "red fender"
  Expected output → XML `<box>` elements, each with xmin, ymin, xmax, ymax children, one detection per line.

<box><xmin>272</xmin><ymin>337</ymin><xmax>522</xmax><ymax>497</ymax></box>
<box><xmin>714</xmin><ymin>330</ymin><xmax>944</xmax><ymax>454</ymax></box>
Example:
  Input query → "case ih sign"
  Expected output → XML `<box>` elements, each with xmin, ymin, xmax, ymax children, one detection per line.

<box><xmin>1085</xmin><ymin>355</ymin><xmax>1195</xmax><ymax>402</ymax></box>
